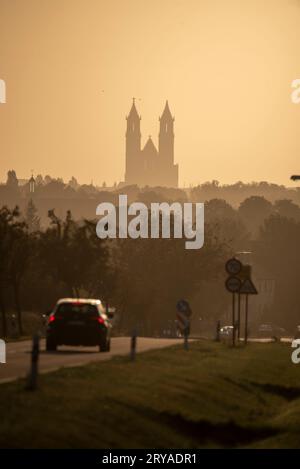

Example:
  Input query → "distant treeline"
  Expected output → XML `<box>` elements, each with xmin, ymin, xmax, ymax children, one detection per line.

<box><xmin>1</xmin><ymin>171</ymin><xmax>300</xmax><ymax>224</ymax></box>
<box><xmin>0</xmin><ymin>191</ymin><xmax>300</xmax><ymax>337</ymax></box>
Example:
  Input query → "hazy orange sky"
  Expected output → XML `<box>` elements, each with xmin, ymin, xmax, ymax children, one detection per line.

<box><xmin>0</xmin><ymin>0</ymin><xmax>300</xmax><ymax>187</ymax></box>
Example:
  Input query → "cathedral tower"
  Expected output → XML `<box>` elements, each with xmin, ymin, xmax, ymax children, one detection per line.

<box><xmin>124</xmin><ymin>99</ymin><xmax>178</xmax><ymax>187</ymax></box>
<box><xmin>125</xmin><ymin>98</ymin><xmax>141</xmax><ymax>185</ymax></box>
<box><xmin>158</xmin><ymin>101</ymin><xmax>178</xmax><ymax>187</ymax></box>
<box><xmin>159</xmin><ymin>101</ymin><xmax>174</xmax><ymax>167</ymax></box>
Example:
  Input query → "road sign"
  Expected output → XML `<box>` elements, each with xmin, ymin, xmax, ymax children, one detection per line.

<box><xmin>176</xmin><ymin>299</ymin><xmax>191</xmax><ymax>315</ymax></box>
<box><xmin>238</xmin><ymin>264</ymin><xmax>252</xmax><ymax>281</ymax></box>
<box><xmin>176</xmin><ymin>300</ymin><xmax>192</xmax><ymax>350</ymax></box>
<box><xmin>241</xmin><ymin>278</ymin><xmax>258</xmax><ymax>345</ymax></box>
<box><xmin>176</xmin><ymin>311</ymin><xmax>190</xmax><ymax>328</ymax></box>
<box><xmin>225</xmin><ymin>258</ymin><xmax>242</xmax><ymax>276</ymax></box>
<box><xmin>225</xmin><ymin>276</ymin><xmax>242</xmax><ymax>293</ymax></box>
<box><xmin>239</xmin><ymin>278</ymin><xmax>258</xmax><ymax>295</ymax></box>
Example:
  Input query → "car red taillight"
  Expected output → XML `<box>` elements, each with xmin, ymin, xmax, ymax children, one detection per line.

<box><xmin>89</xmin><ymin>315</ymin><xmax>105</xmax><ymax>325</ymax></box>
<box><xmin>48</xmin><ymin>314</ymin><xmax>63</xmax><ymax>324</ymax></box>
<box><xmin>48</xmin><ymin>315</ymin><xmax>55</xmax><ymax>324</ymax></box>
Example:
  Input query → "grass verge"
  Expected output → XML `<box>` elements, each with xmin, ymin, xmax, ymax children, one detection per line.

<box><xmin>0</xmin><ymin>340</ymin><xmax>299</xmax><ymax>448</ymax></box>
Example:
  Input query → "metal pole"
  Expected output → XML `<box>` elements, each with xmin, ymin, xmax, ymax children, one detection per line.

<box><xmin>216</xmin><ymin>320</ymin><xmax>221</xmax><ymax>342</ymax></box>
<box><xmin>130</xmin><ymin>328</ymin><xmax>137</xmax><ymax>361</ymax></box>
<box><xmin>26</xmin><ymin>334</ymin><xmax>40</xmax><ymax>390</ymax></box>
<box><xmin>237</xmin><ymin>293</ymin><xmax>241</xmax><ymax>340</ymax></box>
<box><xmin>245</xmin><ymin>294</ymin><xmax>249</xmax><ymax>345</ymax></box>
<box><xmin>232</xmin><ymin>293</ymin><xmax>235</xmax><ymax>346</ymax></box>
<box><xmin>184</xmin><ymin>323</ymin><xmax>189</xmax><ymax>350</ymax></box>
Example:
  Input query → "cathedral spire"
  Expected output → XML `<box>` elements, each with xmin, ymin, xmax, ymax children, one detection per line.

<box><xmin>159</xmin><ymin>100</ymin><xmax>174</xmax><ymax>169</ymax></box>
<box><xmin>125</xmin><ymin>98</ymin><xmax>141</xmax><ymax>185</ymax></box>
<box><xmin>127</xmin><ymin>97</ymin><xmax>140</xmax><ymax>121</ymax></box>
<box><xmin>124</xmin><ymin>99</ymin><xmax>178</xmax><ymax>187</ymax></box>
<box><xmin>160</xmin><ymin>100</ymin><xmax>174</xmax><ymax>122</ymax></box>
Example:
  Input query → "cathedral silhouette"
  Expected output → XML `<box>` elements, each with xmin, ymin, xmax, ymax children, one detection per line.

<box><xmin>124</xmin><ymin>99</ymin><xmax>178</xmax><ymax>187</ymax></box>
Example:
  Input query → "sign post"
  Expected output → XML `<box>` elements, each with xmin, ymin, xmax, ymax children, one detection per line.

<box><xmin>225</xmin><ymin>258</ymin><xmax>242</xmax><ymax>277</ymax></box>
<box><xmin>225</xmin><ymin>259</ymin><xmax>242</xmax><ymax>347</ymax></box>
<box><xmin>239</xmin><ymin>277</ymin><xmax>258</xmax><ymax>345</ymax></box>
<box><xmin>237</xmin><ymin>293</ymin><xmax>241</xmax><ymax>340</ymax></box>
<box><xmin>245</xmin><ymin>294</ymin><xmax>249</xmax><ymax>345</ymax></box>
<box><xmin>237</xmin><ymin>264</ymin><xmax>252</xmax><ymax>340</ymax></box>
<box><xmin>176</xmin><ymin>299</ymin><xmax>192</xmax><ymax>350</ymax></box>
<box><xmin>130</xmin><ymin>327</ymin><xmax>137</xmax><ymax>361</ymax></box>
<box><xmin>26</xmin><ymin>334</ymin><xmax>40</xmax><ymax>391</ymax></box>
<box><xmin>225</xmin><ymin>258</ymin><xmax>258</xmax><ymax>346</ymax></box>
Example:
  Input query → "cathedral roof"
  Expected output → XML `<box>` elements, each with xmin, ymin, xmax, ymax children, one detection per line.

<box><xmin>160</xmin><ymin>100</ymin><xmax>173</xmax><ymax>121</ymax></box>
<box><xmin>127</xmin><ymin>98</ymin><xmax>140</xmax><ymax>120</ymax></box>
<box><xmin>142</xmin><ymin>136</ymin><xmax>158</xmax><ymax>156</ymax></box>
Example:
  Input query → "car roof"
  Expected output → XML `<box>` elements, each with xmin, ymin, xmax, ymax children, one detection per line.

<box><xmin>57</xmin><ymin>298</ymin><xmax>102</xmax><ymax>306</ymax></box>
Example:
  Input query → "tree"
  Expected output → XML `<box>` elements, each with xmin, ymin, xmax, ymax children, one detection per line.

<box><xmin>25</xmin><ymin>199</ymin><xmax>40</xmax><ymax>233</ymax></box>
<box><xmin>0</xmin><ymin>206</ymin><xmax>17</xmax><ymax>336</ymax></box>
<box><xmin>68</xmin><ymin>177</ymin><xmax>79</xmax><ymax>190</ymax></box>
<box><xmin>6</xmin><ymin>170</ymin><xmax>18</xmax><ymax>189</ymax></box>
<box><xmin>39</xmin><ymin>211</ymin><xmax>112</xmax><ymax>299</ymax></box>
<box><xmin>0</xmin><ymin>206</ymin><xmax>31</xmax><ymax>336</ymax></box>
<box><xmin>254</xmin><ymin>215</ymin><xmax>300</xmax><ymax>329</ymax></box>
<box><xmin>44</xmin><ymin>175</ymin><xmax>52</xmax><ymax>185</ymax></box>
<box><xmin>35</xmin><ymin>174</ymin><xmax>44</xmax><ymax>186</ymax></box>
<box><xmin>8</xmin><ymin>217</ymin><xmax>31</xmax><ymax>336</ymax></box>
<box><xmin>274</xmin><ymin>199</ymin><xmax>300</xmax><ymax>221</ymax></box>
<box><xmin>238</xmin><ymin>196</ymin><xmax>273</xmax><ymax>237</ymax></box>
<box><xmin>111</xmin><ymin>218</ymin><xmax>227</xmax><ymax>333</ymax></box>
<box><xmin>205</xmin><ymin>199</ymin><xmax>236</xmax><ymax>222</ymax></box>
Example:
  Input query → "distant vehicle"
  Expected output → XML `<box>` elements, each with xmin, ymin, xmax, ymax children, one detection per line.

<box><xmin>294</xmin><ymin>325</ymin><xmax>300</xmax><ymax>339</ymax></box>
<box><xmin>159</xmin><ymin>320</ymin><xmax>182</xmax><ymax>338</ymax></box>
<box><xmin>46</xmin><ymin>298</ymin><xmax>113</xmax><ymax>352</ymax></box>
<box><xmin>258</xmin><ymin>323</ymin><xmax>285</xmax><ymax>338</ymax></box>
<box><xmin>220</xmin><ymin>325</ymin><xmax>234</xmax><ymax>342</ymax></box>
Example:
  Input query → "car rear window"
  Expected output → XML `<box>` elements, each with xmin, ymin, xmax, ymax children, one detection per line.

<box><xmin>56</xmin><ymin>303</ymin><xmax>99</xmax><ymax>318</ymax></box>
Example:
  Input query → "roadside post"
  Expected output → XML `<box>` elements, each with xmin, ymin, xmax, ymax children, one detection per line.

<box><xmin>225</xmin><ymin>258</ymin><xmax>242</xmax><ymax>347</ymax></box>
<box><xmin>239</xmin><ymin>277</ymin><xmax>258</xmax><ymax>345</ymax></box>
<box><xmin>237</xmin><ymin>264</ymin><xmax>251</xmax><ymax>339</ymax></box>
<box><xmin>225</xmin><ymin>258</ymin><xmax>258</xmax><ymax>346</ymax></box>
<box><xmin>130</xmin><ymin>327</ymin><xmax>137</xmax><ymax>361</ymax></box>
<box><xmin>26</xmin><ymin>334</ymin><xmax>40</xmax><ymax>391</ymax></box>
<box><xmin>216</xmin><ymin>320</ymin><xmax>221</xmax><ymax>342</ymax></box>
<box><xmin>11</xmin><ymin>314</ymin><xmax>18</xmax><ymax>339</ymax></box>
<box><xmin>237</xmin><ymin>293</ymin><xmax>241</xmax><ymax>340</ymax></box>
<box><xmin>184</xmin><ymin>324</ymin><xmax>189</xmax><ymax>351</ymax></box>
<box><xmin>176</xmin><ymin>299</ymin><xmax>192</xmax><ymax>350</ymax></box>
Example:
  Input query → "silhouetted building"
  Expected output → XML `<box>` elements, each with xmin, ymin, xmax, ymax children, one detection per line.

<box><xmin>125</xmin><ymin>99</ymin><xmax>178</xmax><ymax>187</ymax></box>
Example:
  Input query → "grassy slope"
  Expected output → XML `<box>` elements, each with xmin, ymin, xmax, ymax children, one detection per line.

<box><xmin>0</xmin><ymin>340</ymin><xmax>300</xmax><ymax>448</ymax></box>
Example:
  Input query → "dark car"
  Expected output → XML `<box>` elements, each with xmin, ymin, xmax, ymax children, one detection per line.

<box><xmin>159</xmin><ymin>320</ymin><xmax>182</xmax><ymax>338</ymax></box>
<box><xmin>258</xmin><ymin>323</ymin><xmax>286</xmax><ymax>339</ymax></box>
<box><xmin>294</xmin><ymin>325</ymin><xmax>300</xmax><ymax>339</ymax></box>
<box><xmin>46</xmin><ymin>298</ymin><xmax>112</xmax><ymax>352</ymax></box>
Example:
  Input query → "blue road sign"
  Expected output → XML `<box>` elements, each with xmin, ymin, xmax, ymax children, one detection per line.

<box><xmin>176</xmin><ymin>299</ymin><xmax>192</xmax><ymax>315</ymax></box>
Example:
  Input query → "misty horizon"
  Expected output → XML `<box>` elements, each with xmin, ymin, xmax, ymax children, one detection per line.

<box><xmin>1</xmin><ymin>0</ymin><xmax>300</xmax><ymax>187</ymax></box>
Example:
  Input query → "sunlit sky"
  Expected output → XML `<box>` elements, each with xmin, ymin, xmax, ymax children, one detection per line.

<box><xmin>0</xmin><ymin>0</ymin><xmax>300</xmax><ymax>186</ymax></box>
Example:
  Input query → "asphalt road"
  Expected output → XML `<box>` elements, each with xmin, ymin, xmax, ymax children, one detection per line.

<box><xmin>0</xmin><ymin>337</ymin><xmax>182</xmax><ymax>384</ymax></box>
